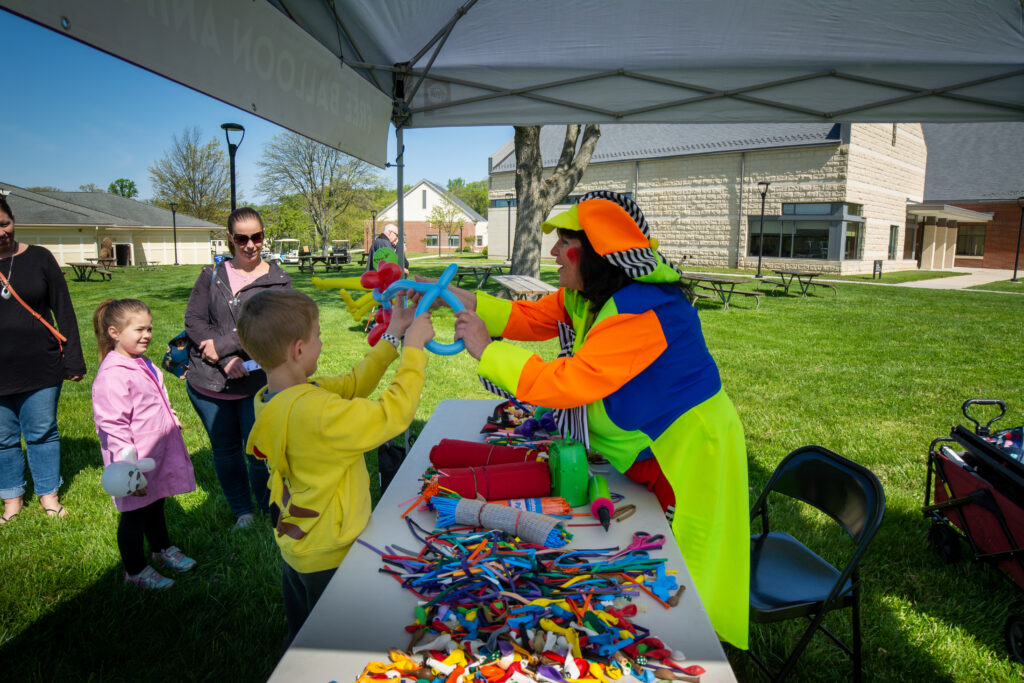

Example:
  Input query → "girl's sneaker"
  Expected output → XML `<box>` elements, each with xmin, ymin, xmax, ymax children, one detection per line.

<box><xmin>125</xmin><ymin>565</ymin><xmax>174</xmax><ymax>590</ymax></box>
<box><xmin>152</xmin><ymin>546</ymin><xmax>197</xmax><ymax>573</ymax></box>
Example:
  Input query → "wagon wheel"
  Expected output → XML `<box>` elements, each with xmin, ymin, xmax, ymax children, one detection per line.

<box><xmin>928</xmin><ymin>522</ymin><xmax>960</xmax><ymax>564</ymax></box>
<box><xmin>1005</xmin><ymin>614</ymin><xmax>1024</xmax><ymax>664</ymax></box>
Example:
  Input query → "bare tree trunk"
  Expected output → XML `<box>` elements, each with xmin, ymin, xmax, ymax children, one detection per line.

<box><xmin>510</xmin><ymin>124</ymin><xmax>601</xmax><ymax>276</ymax></box>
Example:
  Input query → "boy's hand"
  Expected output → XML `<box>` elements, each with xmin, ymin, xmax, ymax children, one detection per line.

<box><xmin>385</xmin><ymin>298</ymin><xmax>416</xmax><ymax>338</ymax></box>
<box><xmin>403</xmin><ymin>312</ymin><xmax>435</xmax><ymax>350</ymax></box>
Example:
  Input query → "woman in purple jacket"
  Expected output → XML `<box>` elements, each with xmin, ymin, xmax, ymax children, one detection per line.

<box><xmin>184</xmin><ymin>207</ymin><xmax>291</xmax><ymax>530</ymax></box>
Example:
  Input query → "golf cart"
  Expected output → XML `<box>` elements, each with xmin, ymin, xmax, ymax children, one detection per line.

<box><xmin>330</xmin><ymin>240</ymin><xmax>351</xmax><ymax>264</ymax></box>
<box><xmin>276</xmin><ymin>238</ymin><xmax>301</xmax><ymax>264</ymax></box>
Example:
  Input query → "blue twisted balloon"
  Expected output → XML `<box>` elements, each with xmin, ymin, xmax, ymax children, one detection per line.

<box><xmin>374</xmin><ymin>262</ymin><xmax>465</xmax><ymax>355</ymax></box>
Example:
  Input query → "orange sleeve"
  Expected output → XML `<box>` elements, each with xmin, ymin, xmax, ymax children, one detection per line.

<box><xmin>502</xmin><ymin>289</ymin><xmax>570</xmax><ymax>341</ymax></box>
<box><xmin>513</xmin><ymin>309</ymin><xmax>667</xmax><ymax>409</ymax></box>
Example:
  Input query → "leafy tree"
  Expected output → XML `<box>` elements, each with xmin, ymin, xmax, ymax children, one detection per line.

<box><xmin>148</xmin><ymin>126</ymin><xmax>232</xmax><ymax>224</ymax></box>
<box><xmin>510</xmin><ymin>124</ymin><xmax>600</xmax><ymax>276</ymax></box>
<box><xmin>426</xmin><ymin>195</ymin><xmax>463</xmax><ymax>257</ymax></box>
<box><xmin>257</xmin><ymin>132</ymin><xmax>380</xmax><ymax>255</ymax></box>
<box><xmin>256</xmin><ymin>193</ymin><xmax>314</xmax><ymax>244</ymax></box>
<box><xmin>78</xmin><ymin>183</ymin><xmax>104</xmax><ymax>192</ymax></box>
<box><xmin>108</xmin><ymin>178</ymin><xmax>139</xmax><ymax>198</ymax></box>
<box><xmin>447</xmin><ymin>178</ymin><xmax>488</xmax><ymax>216</ymax></box>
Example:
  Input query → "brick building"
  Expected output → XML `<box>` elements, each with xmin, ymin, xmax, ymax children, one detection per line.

<box><xmin>370</xmin><ymin>179</ymin><xmax>486</xmax><ymax>255</ymax></box>
<box><xmin>487</xmin><ymin>123</ymin><xmax>931</xmax><ymax>275</ymax></box>
<box><xmin>918</xmin><ymin>123</ymin><xmax>1024</xmax><ymax>271</ymax></box>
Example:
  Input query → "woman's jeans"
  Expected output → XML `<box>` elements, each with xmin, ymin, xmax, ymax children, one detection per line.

<box><xmin>186</xmin><ymin>383</ymin><xmax>269</xmax><ymax>518</ymax></box>
<box><xmin>0</xmin><ymin>384</ymin><xmax>63</xmax><ymax>500</ymax></box>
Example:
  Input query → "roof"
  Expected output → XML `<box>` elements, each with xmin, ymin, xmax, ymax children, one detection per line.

<box><xmin>922</xmin><ymin>123</ymin><xmax>1024</xmax><ymax>202</ymax></box>
<box><xmin>906</xmin><ymin>203</ymin><xmax>994</xmax><ymax>223</ymax></box>
<box><xmin>375</xmin><ymin>178</ymin><xmax>486</xmax><ymax>223</ymax></box>
<box><xmin>489</xmin><ymin>123</ymin><xmax>842</xmax><ymax>173</ymax></box>
<box><xmin>0</xmin><ymin>182</ymin><xmax>220</xmax><ymax>228</ymax></box>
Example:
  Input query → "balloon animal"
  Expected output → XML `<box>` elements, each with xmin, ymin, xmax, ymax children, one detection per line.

<box><xmin>101</xmin><ymin>445</ymin><xmax>156</xmax><ymax>497</ymax></box>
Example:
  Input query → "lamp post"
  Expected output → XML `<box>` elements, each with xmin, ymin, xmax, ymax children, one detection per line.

<box><xmin>505</xmin><ymin>192</ymin><xmax>513</xmax><ymax>260</ymax></box>
<box><xmin>1012</xmin><ymin>196</ymin><xmax>1024</xmax><ymax>282</ymax></box>
<box><xmin>169</xmin><ymin>201</ymin><xmax>179</xmax><ymax>266</ymax></box>
<box><xmin>755</xmin><ymin>181</ymin><xmax>771</xmax><ymax>278</ymax></box>
<box><xmin>220</xmin><ymin>122</ymin><xmax>245</xmax><ymax>212</ymax></box>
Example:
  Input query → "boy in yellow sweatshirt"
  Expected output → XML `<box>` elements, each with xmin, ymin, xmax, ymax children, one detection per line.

<box><xmin>237</xmin><ymin>289</ymin><xmax>433</xmax><ymax>647</ymax></box>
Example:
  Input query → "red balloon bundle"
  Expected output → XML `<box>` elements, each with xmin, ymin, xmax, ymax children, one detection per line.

<box><xmin>361</xmin><ymin>262</ymin><xmax>403</xmax><ymax>346</ymax></box>
<box><xmin>429</xmin><ymin>439</ymin><xmax>537</xmax><ymax>468</ymax></box>
<box><xmin>436</xmin><ymin>461</ymin><xmax>551</xmax><ymax>500</ymax></box>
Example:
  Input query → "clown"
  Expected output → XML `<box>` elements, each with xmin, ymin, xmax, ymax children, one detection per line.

<box><xmin>440</xmin><ymin>190</ymin><xmax>749</xmax><ymax>649</ymax></box>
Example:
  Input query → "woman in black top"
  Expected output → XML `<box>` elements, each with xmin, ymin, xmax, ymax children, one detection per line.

<box><xmin>184</xmin><ymin>207</ymin><xmax>291</xmax><ymax>529</ymax></box>
<box><xmin>0</xmin><ymin>196</ymin><xmax>86</xmax><ymax>523</ymax></box>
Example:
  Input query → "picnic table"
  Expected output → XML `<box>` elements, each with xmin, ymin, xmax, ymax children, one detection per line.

<box><xmin>491</xmin><ymin>273</ymin><xmax>557</xmax><ymax>300</ymax></box>
<box><xmin>299</xmin><ymin>255</ymin><xmax>346</xmax><ymax>273</ymax></box>
<box><xmin>66</xmin><ymin>262</ymin><xmax>112</xmax><ymax>281</ymax></box>
<box><xmin>681</xmin><ymin>272</ymin><xmax>760</xmax><ymax>310</ymax></box>
<box><xmin>85</xmin><ymin>257</ymin><xmax>117</xmax><ymax>268</ymax></box>
<box><xmin>454</xmin><ymin>262</ymin><xmax>508</xmax><ymax>288</ymax></box>
<box><xmin>760</xmin><ymin>269</ymin><xmax>835</xmax><ymax>297</ymax></box>
<box><xmin>267</xmin><ymin>399</ymin><xmax>737</xmax><ymax>683</ymax></box>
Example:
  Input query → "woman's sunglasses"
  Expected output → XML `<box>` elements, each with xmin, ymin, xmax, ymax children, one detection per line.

<box><xmin>231</xmin><ymin>231</ymin><xmax>264</xmax><ymax>247</ymax></box>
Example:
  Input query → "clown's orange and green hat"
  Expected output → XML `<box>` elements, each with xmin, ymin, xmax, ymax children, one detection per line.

<box><xmin>541</xmin><ymin>190</ymin><xmax>680</xmax><ymax>284</ymax></box>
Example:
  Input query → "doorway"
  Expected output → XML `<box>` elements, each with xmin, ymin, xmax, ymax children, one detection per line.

<box><xmin>114</xmin><ymin>243</ymin><xmax>132</xmax><ymax>266</ymax></box>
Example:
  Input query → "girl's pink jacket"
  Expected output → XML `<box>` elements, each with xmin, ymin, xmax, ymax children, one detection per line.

<box><xmin>92</xmin><ymin>351</ymin><xmax>196</xmax><ymax>512</ymax></box>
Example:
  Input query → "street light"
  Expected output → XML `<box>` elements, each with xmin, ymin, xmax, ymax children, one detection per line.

<box><xmin>505</xmin><ymin>192</ymin><xmax>514</xmax><ymax>260</ymax></box>
<box><xmin>169</xmin><ymin>201</ymin><xmax>179</xmax><ymax>266</ymax></box>
<box><xmin>220</xmin><ymin>122</ymin><xmax>245</xmax><ymax>212</ymax></box>
<box><xmin>755</xmin><ymin>181</ymin><xmax>771</xmax><ymax>278</ymax></box>
<box><xmin>1012</xmin><ymin>196</ymin><xmax>1024</xmax><ymax>282</ymax></box>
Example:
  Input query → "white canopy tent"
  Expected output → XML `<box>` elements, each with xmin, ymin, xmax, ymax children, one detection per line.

<box><xmin>3</xmin><ymin>0</ymin><xmax>1022</xmax><ymax>259</ymax></box>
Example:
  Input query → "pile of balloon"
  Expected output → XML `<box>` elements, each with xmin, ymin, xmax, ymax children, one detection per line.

<box><xmin>314</xmin><ymin>261</ymin><xmax>468</xmax><ymax>356</ymax></box>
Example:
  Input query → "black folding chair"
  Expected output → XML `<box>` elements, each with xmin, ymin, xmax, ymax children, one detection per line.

<box><xmin>748</xmin><ymin>445</ymin><xmax>886</xmax><ymax>682</ymax></box>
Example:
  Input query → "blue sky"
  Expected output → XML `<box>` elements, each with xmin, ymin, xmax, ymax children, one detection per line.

<box><xmin>1</xmin><ymin>10</ymin><xmax>512</xmax><ymax>204</ymax></box>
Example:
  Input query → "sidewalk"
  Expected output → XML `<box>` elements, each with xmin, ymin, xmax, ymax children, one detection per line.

<box><xmin>893</xmin><ymin>267</ymin><xmax>1015</xmax><ymax>290</ymax></box>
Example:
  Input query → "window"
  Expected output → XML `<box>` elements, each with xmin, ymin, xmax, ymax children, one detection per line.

<box><xmin>956</xmin><ymin>225</ymin><xmax>986</xmax><ymax>257</ymax></box>
<box><xmin>782</xmin><ymin>203</ymin><xmax>832</xmax><ymax>215</ymax></box>
<box><xmin>476</xmin><ymin>235</ymin><xmax>484</xmax><ymax>247</ymax></box>
<box><xmin>489</xmin><ymin>197</ymin><xmax>517</xmax><ymax>209</ymax></box>
<box><xmin>448</xmin><ymin>235</ymin><xmax>460</xmax><ymax>247</ymax></box>
<box><xmin>422</xmin><ymin>190</ymin><xmax>427</xmax><ymax>209</ymax></box>
<box><xmin>888</xmin><ymin>226</ymin><xmax>899</xmax><ymax>260</ymax></box>
<box><xmin>424</xmin><ymin>235</ymin><xmax>438</xmax><ymax>247</ymax></box>
<box><xmin>748</xmin><ymin>219</ymin><xmax>830</xmax><ymax>260</ymax></box>
<box><xmin>844</xmin><ymin>222</ymin><xmax>862</xmax><ymax>260</ymax></box>
<box><xmin>904</xmin><ymin>226</ymin><xmax>917</xmax><ymax>259</ymax></box>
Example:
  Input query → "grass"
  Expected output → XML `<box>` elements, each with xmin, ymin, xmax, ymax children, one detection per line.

<box><xmin>2</xmin><ymin>261</ymin><xmax>1023</xmax><ymax>682</ymax></box>
<box><xmin>970</xmin><ymin>279</ymin><xmax>1024</xmax><ymax>293</ymax></box>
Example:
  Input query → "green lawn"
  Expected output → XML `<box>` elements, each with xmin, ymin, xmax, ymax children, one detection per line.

<box><xmin>1</xmin><ymin>262</ymin><xmax>1022</xmax><ymax>682</ymax></box>
<box><xmin>970</xmin><ymin>279</ymin><xmax>1024</xmax><ymax>293</ymax></box>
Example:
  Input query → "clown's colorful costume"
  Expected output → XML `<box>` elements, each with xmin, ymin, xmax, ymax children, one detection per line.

<box><xmin>473</xmin><ymin>191</ymin><xmax>749</xmax><ymax>648</ymax></box>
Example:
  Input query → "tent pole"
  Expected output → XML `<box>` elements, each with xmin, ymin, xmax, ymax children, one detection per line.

<box><xmin>396</xmin><ymin>126</ymin><xmax>406</xmax><ymax>270</ymax></box>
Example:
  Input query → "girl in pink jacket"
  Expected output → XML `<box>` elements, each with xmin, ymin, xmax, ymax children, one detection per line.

<box><xmin>92</xmin><ymin>299</ymin><xmax>197</xmax><ymax>590</ymax></box>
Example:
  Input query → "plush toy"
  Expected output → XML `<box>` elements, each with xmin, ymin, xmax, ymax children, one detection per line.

<box><xmin>101</xmin><ymin>445</ymin><xmax>156</xmax><ymax>497</ymax></box>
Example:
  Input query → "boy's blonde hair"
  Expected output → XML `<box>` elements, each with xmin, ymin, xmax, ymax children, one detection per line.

<box><xmin>237</xmin><ymin>290</ymin><xmax>319</xmax><ymax>369</ymax></box>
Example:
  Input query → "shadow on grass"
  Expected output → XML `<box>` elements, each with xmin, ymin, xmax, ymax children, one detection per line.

<box><xmin>0</xmin><ymin>478</ymin><xmax>285</xmax><ymax>682</ymax></box>
<box><xmin>726</xmin><ymin>448</ymin><xmax>1022</xmax><ymax>681</ymax></box>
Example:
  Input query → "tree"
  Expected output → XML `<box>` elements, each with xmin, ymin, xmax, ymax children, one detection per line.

<box><xmin>149</xmin><ymin>126</ymin><xmax>231</xmax><ymax>223</ymax></box>
<box><xmin>26</xmin><ymin>186</ymin><xmax>61</xmax><ymax>192</ymax></box>
<box><xmin>256</xmin><ymin>193</ymin><xmax>314</xmax><ymax>244</ymax></box>
<box><xmin>78</xmin><ymin>183</ymin><xmax>104</xmax><ymax>192</ymax></box>
<box><xmin>257</xmin><ymin>132</ymin><xmax>380</xmax><ymax>255</ymax></box>
<box><xmin>108</xmin><ymin>178</ymin><xmax>139</xmax><ymax>198</ymax></box>
<box><xmin>509</xmin><ymin>125</ymin><xmax>601</xmax><ymax>276</ymax></box>
<box><xmin>447</xmin><ymin>178</ymin><xmax>488</xmax><ymax>216</ymax></box>
<box><xmin>427</xmin><ymin>195</ymin><xmax>463</xmax><ymax>257</ymax></box>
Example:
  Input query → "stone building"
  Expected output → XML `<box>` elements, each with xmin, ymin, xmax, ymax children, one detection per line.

<box><xmin>0</xmin><ymin>182</ymin><xmax>221</xmax><ymax>266</ymax></box>
<box><xmin>487</xmin><ymin>123</ymin><xmax>929</xmax><ymax>274</ymax></box>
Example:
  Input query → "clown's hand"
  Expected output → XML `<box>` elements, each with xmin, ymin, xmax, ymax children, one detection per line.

<box><xmin>454</xmin><ymin>310</ymin><xmax>491</xmax><ymax>360</ymax></box>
